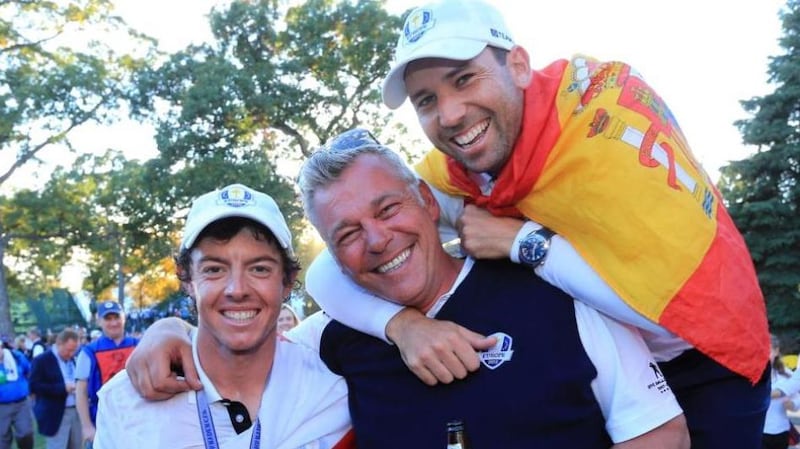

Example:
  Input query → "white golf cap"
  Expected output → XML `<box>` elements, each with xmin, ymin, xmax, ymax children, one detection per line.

<box><xmin>381</xmin><ymin>0</ymin><xmax>515</xmax><ymax>109</ymax></box>
<box><xmin>180</xmin><ymin>183</ymin><xmax>293</xmax><ymax>255</ymax></box>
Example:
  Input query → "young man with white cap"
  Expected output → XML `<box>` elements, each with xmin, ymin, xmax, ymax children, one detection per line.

<box><xmin>301</xmin><ymin>0</ymin><xmax>770</xmax><ymax>448</ymax></box>
<box><xmin>92</xmin><ymin>184</ymin><xmax>351</xmax><ymax>449</ymax></box>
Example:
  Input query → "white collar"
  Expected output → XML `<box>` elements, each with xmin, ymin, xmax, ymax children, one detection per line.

<box><xmin>426</xmin><ymin>257</ymin><xmax>475</xmax><ymax>318</ymax></box>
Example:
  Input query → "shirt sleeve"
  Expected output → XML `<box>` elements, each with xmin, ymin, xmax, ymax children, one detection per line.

<box><xmin>94</xmin><ymin>374</ymin><xmax>125</xmax><ymax>449</ymax></box>
<box><xmin>426</xmin><ymin>182</ymin><xmax>463</xmax><ymax>244</ymax></box>
<box><xmin>536</xmin><ymin>235</ymin><xmax>674</xmax><ymax>337</ymax></box>
<box><xmin>775</xmin><ymin>364</ymin><xmax>800</xmax><ymax>397</ymax></box>
<box><xmin>574</xmin><ymin>301</ymin><xmax>683</xmax><ymax>443</ymax></box>
<box><xmin>283</xmin><ymin>311</ymin><xmax>333</xmax><ymax>352</ymax></box>
<box><xmin>305</xmin><ymin>249</ymin><xmax>402</xmax><ymax>343</ymax></box>
<box><xmin>74</xmin><ymin>348</ymin><xmax>91</xmax><ymax>381</ymax></box>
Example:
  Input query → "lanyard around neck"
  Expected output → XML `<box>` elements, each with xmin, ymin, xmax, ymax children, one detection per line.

<box><xmin>196</xmin><ymin>389</ymin><xmax>261</xmax><ymax>449</ymax></box>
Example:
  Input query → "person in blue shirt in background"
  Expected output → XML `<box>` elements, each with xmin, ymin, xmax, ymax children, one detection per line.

<box><xmin>0</xmin><ymin>337</ymin><xmax>34</xmax><ymax>449</ymax></box>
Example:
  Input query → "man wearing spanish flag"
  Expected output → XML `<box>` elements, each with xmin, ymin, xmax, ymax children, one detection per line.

<box><xmin>305</xmin><ymin>0</ymin><xmax>770</xmax><ymax>447</ymax></box>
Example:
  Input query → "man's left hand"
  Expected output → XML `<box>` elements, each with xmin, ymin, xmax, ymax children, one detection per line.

<box><xmin>457</xmin><ymin>204</ymin><xmax>524</xmax><ymax>259</ymax></box>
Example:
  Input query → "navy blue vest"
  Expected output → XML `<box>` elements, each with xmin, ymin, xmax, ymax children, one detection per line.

<box><xmin>320</xmin><ymin>259</ymin><xmax>612</xmax><ymax>448</ymax></box>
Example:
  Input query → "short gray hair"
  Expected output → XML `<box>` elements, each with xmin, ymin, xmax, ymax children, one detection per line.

<box><xmin>298</xmin><ymin>130</ymin><xmax>420</xmax><ymax>227</ymax></box>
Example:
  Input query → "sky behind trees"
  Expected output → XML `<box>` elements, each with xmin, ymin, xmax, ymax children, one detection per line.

<box><xmin>108</xmin><ymin>0</ymin><xmax>786</xmax><ymax>182</ymax></box>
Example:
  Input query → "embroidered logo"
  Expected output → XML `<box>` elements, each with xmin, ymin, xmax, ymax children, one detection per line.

<box><xmin>479</xmin><ymin>332</ymin><xmax>514</xmax><ymax>370</ymax></box>
<box><xmin>218</xmin><ymin>185</ymin><xmax>254</xmax><ymax>208</ymax></box>
<box><xmin>403</xmin><ymin>8</ymin><xmax>434</xmax><ymax>44</ymax></box>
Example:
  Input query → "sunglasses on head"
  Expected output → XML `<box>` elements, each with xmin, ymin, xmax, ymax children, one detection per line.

<box><xmin>321</xmin><ymin>128</ymin><xmax>383</xmax><ymax>153</ymax></box>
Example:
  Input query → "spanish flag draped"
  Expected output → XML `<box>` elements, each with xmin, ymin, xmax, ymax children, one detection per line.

<box><xmin>415</xmin><ymin>55</ymin><xmax>769</xmax><ymax>384</ymax></box>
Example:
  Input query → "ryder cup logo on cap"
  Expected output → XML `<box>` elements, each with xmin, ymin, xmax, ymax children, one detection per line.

<box><xmin>180</xmin><ymin>183</ymin><xmax>294</xmax><ymax>255</ymax></box>
<box><xmin>382</xmin><ymin>0</ymin><xmax>515</xmax><ymax>109</ymax></box>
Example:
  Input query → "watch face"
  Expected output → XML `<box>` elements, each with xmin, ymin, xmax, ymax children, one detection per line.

<box><xmin>520</xmin><ymin>232</ymin><xmax>549</xmax><ymax>266</ymax></box>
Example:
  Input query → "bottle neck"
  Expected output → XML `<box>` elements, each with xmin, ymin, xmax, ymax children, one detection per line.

<box><xmin>447</xmin><ymin>432</ymin><xmax>466</xmax><ymax>448</ymax></box>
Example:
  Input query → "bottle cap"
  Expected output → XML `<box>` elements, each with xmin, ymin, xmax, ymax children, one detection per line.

<box><xmin>446</xmin><ymin>420</ymin><xmax>464</xmax><ymax>432</ymax></box>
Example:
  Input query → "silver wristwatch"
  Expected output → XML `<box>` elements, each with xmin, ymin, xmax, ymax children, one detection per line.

<box><xmin>518</xmin><ymin>227</ymin><xmax>555</xmax><ymax>268</ymax></box>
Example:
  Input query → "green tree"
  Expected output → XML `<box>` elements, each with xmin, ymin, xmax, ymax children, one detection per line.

<box><xmin>131</xmin><ymin>0</ymin><xmax>403</xmax><ymax>163</ymax></box>
<box><xmin>719</xmin><ymin>0</ymin><xmax>800</xmax><ymax>346</ymax></box>
<box><xmin>0</xmin><ymin>0</ymin><xmax>156</xmax><ymax>337</ymax></box>
<box><xmin>129</xmin><ymin>0</ymin><xmax>406</xmax><ymax>313</ymax></box>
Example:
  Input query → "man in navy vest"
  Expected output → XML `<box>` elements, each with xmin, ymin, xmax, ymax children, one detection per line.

<box><xmin>75</xmin><ymin>301</ymin><xmax>137</xmax><ymax>447</ymax></box>
<box><xmin>294</xmin><ymin>136</ymin><xmax>693</xmax><ymax>448</ymax></box>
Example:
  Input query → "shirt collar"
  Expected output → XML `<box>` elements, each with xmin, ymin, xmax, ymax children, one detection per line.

<box><xmin>192</xmin><ymin>329</ymin><xmax>224</xmax><ymax>404</ymax></box>
<box><xmin>426</xmin><ymin>257</ymin><xmax>475</xmax><ymax>318</ymax></box>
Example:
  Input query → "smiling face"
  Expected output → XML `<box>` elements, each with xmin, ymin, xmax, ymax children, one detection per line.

<box><xmin>99</xmin><ymin>312</ymin><xmax>126</xmax><ymax>341</ymax></box>
<box><xmin>184</xmin><ymin>227</ymin><xmax>293</xmax><ymax>356</ymax></box>
<box><xmin>404</xmin><ymin>46</ymin><xmax>532</xmax><ymax>176</ymax></box>
<box><xmin>309</xmin><ymin>154</ymin><xmax>462</xmax><ymax>312</ymax></box>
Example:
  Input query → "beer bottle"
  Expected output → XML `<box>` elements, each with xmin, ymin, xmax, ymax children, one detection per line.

<box><xmin>447</xmin><ymin>419</ymin><xmax>469</xmax><ymax>449</ymax></box>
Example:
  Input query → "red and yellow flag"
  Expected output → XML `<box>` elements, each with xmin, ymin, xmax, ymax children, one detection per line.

<box><xmin>416</xmin><ymin>55</ymin><xmax>768</xmax><ymax>383</ymax></box>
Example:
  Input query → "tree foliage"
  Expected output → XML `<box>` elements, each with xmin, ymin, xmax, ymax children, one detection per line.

<box><xmin>719</xmin><ymin>0</ymin><xmax>800</xmax><ymax>348</ymax></box>
<box><xmin>131</xmin><ymin>0</ymin><xmax>402</xmax><ymax>165</ymax></box>
<box><xmin>0</xmin><ymin>0</ymin><xmax>155</xmax><ymax>185</ymax></box>
<box><xmin>128</xmin><ymin>0</ymin><xmax>404</xmax><ymax>313</ymax></box>
<box><xmin>1</xmin><ymin>0</ymin><xmax>409</xmax><ymax>329</ymax></box>
<box><xmin>0</xmin><ymin>0</ymin><xmax>156</xmax><ymax>336</ymax></box>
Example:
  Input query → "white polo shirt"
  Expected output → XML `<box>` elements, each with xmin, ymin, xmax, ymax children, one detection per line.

<box><xmin>93</xmin><ymin>334</ymin><xmax>350</xmax><ymax>449</ymax></box>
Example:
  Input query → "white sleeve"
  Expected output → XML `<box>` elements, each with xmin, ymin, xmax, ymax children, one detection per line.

<box><xmin>283</xmin><ymin>311</ymin><xmax>333</xmax><ymax>352</ymax></box>
<box><xmin>94</xmin><ymin>375</ymin><xmax>127</xmax><ymax>449</ymax></box>
<box><xmin>575</xmin><ymin>301</ymin><xmax>683</xmax><ymax>443</ymax></box>
<box><xmin>305</xmin><ymin>249</ymin><xmax>402</xmax><ymax>343</ymax></box>
<box><xmin>775</xmin><ymin>363</ymin><xmax>800</xmax><ymax>396</ymax></box>
<box><xmin>536</xmin><ymin>235</ymin><xmax>674</xmax><ymax>337</ymax></box>
<box><xmin>426</xmin><ymin>183</ymin><xmax>463</xmax><ymax>244</ymax></box>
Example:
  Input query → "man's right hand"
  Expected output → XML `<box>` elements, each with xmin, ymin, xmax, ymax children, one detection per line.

<box><xmin>81</xmin><ymin>423</ymin><xmax>95</xmax><ymax>445</ymax></box>
<box><xmin>125</xmin><ymin>317</ymin><xmax>202</xmax><ymax>400</ymax></box>
<box><xmin>385</xmin><ymin>308</ymin><xmax>497</xmax><ymax>386</ymax></box>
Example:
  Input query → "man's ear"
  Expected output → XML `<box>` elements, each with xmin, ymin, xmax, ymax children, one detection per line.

<box><xmin>181</xmin><ymin>280</ymin><xmax>195</xmax><ymax>300</ymax></box>
<box><xmin>418</xmin><ymin>181</ymin><xmax>441</xmax><ymax>223</ymax></box>
<box><xmin>507</xmin><ymin>45</ymin><xmax>532</xmax><ymax>89</ymax></box>
<box><xmin>282</xmin><ymin>271</ymin><xmax>298</xmax><ymax>299</ymax></box>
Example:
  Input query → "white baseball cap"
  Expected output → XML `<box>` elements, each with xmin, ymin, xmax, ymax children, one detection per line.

<box><xmin>180</xmin><ymin>183</ymin><xmax>293</xmax><ymax>255</ymax></box>
<box><xmin>381</xmin><ymin>0</ymin><xmax>515</xmax><ymax>109</ymax></box>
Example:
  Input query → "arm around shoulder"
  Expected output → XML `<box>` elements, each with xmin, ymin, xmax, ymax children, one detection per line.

<box><xmin>124</xmin><ymin>316</ymin><xmax>201</xmax><ymax>400</ymax></box>
<box><xmin>306</xmin><ymin>248</ymin><xmax>403</xmax><ymax>342</ymax></box>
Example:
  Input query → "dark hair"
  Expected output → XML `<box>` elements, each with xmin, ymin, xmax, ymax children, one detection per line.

<box><xmin>175</xmin><ymin>216</ymin><xmax>300</xmax><ymax>287</ymax></box>
<box><xmin>57</xmin><ymin>328</ymin><xmax>79</xmax><ymax>344</ymax></box>
<box><xmin>771</xmin><ymin>333</ymin><xmax>789</xmax><ymax>377</ymax></box>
